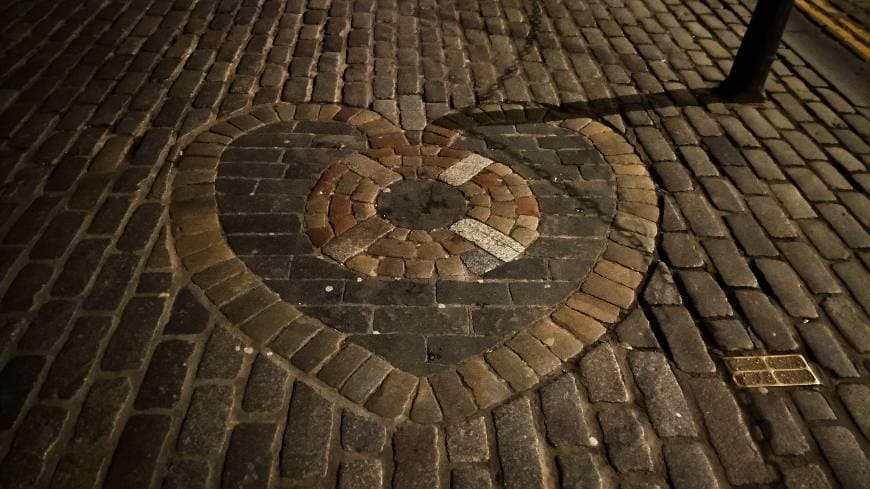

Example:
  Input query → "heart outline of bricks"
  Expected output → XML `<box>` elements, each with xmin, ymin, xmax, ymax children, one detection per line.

<box><xmin>169</xmin><ymin>102</ymin><xmax>659</xmax><ymax>424</ymax></box>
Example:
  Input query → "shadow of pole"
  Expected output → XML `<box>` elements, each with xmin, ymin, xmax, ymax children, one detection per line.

<box><xmin>435</xmin><ymin>88</ymin><xmax>720</xmax><ymax>130</ymax></box>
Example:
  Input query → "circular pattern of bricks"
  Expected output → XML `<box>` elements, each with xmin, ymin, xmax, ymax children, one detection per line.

<box><xmin>169</xmin><ymin>103</ymin><xmax>659</xmax><ymax>423</ymax></box>
<box><xmin>305</xmin><ymin>145</ymin><xmax>542</xmax><ymax>279</ymax></box>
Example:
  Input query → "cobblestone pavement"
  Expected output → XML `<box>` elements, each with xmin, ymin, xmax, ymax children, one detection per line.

<box><xmin>1</xmin><ymin>0</ymin><xmax>869</xmax><ymax>487</ymax></box>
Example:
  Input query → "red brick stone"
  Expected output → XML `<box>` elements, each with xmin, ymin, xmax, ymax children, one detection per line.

<box><xmin>308</xmin><ymin>227</ymin><xmax>334</xmax><ymax>247</ymax></box>
<box><xmin>516</xmin><ymin>196</ymin><xmax>540</xmax><ymax>217</ymax></box>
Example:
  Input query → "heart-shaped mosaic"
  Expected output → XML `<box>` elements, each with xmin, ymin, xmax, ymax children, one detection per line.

<box><xmin>170</xmin><ymin>103</ymin><xmax>658</xmax><ymax>421</ymax></box>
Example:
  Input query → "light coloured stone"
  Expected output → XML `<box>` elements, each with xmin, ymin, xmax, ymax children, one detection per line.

<box><xmin>322</xmin><ymin>217</ymin><xmax>394</xmax><ymax>262</ymax></box>
<box><xmin>439</xmin><ymin>154</ymin><xmax>494</xmax><ymax>185</ymax></box>
<box><xmin>344</xmin><ymin>154</ymin><xmax>401</xmax><ymax>186</ymax></box>
<box><xmin>450</xmin><ymin>218</ymin><xmax>524</xmax><ymax>261</ymax></box>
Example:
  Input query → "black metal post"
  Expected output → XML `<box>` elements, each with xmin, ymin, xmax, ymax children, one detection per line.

<box><xmin>718</xmin><ymin>0</ymin><xmax>796</xmax><ymax>103</ymax></box>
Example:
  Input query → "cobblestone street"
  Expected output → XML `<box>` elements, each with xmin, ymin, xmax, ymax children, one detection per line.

<box><xmin>1</xmin><ymin>0</ymin><xmax>869</xmax><ymax>487</ymax></box>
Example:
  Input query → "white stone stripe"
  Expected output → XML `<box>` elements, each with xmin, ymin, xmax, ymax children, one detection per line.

<box><xmin>322</xmin><ymin>216</ymin><xmax>395</xmax><ymax>263</ymax></box>
<box><xmin>438</xmin><ymin>154</ymin><xmax>494</xmax><ymax>186</ymax></box>
<box><xmin>344</xmin><ymin>153</ymin><xmax>401</xmax><ymax>186</ymax></box>
<box><xmin>450</xmin><ymin>218</ymin><xmax>525</xmax><ymax>262</ymax></box>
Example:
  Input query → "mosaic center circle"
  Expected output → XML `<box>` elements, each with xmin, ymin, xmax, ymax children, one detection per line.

<box><xmin>377</xmin><ymin>179</ymin><xmax>467</xmax><ymax>230</ymax></box>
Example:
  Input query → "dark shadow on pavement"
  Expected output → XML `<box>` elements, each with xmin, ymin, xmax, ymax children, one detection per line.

<box><xmin>434</xmin><ymin>88</ymin><xmax>720</xmax><ymax>130</ymax></box>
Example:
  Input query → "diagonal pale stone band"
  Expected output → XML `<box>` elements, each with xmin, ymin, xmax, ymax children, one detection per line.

<box><xmin>345</xmin><ymin>153</ymin><xmax>402</xmax><ymax>186</ymax></box>
<box><xmin>437</xmin><ymin>154</ymin><xmax>495</xmax><ymax>186</ymax></box>
<box><xmin>322</xmin><ymin>216</ymin><xmax>395</xmax><ymax>263</ymax></box>
<box><xmin>450</xmin><ymin>218</ymin><xmax>525</xmax><ymax>261</ymax></box>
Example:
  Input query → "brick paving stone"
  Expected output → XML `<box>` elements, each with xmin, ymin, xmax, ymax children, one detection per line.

<box><xmin>83</xmin><ymin>253</ymin><xmax>141</xmax><ymax>311</ymax></box>
<box><xmin>392</xmin><ymin>424</ymin><xmax>441</xmax><ymax>489</ymax></box>
<box><xmin>838</xmin><ymin>384</ymin><xmax>870</xmax><ymax>439</ymax></box>
<box><xmin>341</xmin><ymin>411</ymin><xmax>387</xmax><ymax>454</ymax></box>
<box><xmin>643</xmin><ymin>263</ymin><xmax>683</xmax><ymax>306</ymax></box>
<box><xmin>689</xmin><ymin>378</ymin><xmax>775</xmax><ymax>485</ymax></box>
<box><xmin>832</xmin><ymin>261</ymin><xmax>870</xmax><ymax>314</ymax></box>
<box><xmin>735</xmin><ymin>290</ymin><xmax>800</xmax><ymax>351</ymax></box>
<box><xmin>410</xmin><ymin>379</ymin><xmax>444</xmax><ymax>424</ymax></box>
<box><xmin>580</xmin><ymin>343</ymin><xmax>629</xmax><ymax>402</ymax></box>
<box><xmin>485</xmin><ymin>346</ymin><xmax>539</xmax><ymax>392</ymax></box>
<box><xmin>629</xmin><ymin>351</ymin><xmax>697</xmax><ymax>438</ymax></box>
<box><xmin>178</xmin><ymin>385</ymin><xmax>233</xmax><ymax>455</ymax></box>
<box><xmin>135</xmin><ymin>339</ymin><xmax>195</xmax><ymax>409</ymax></box>
<box><xmin>597</xmin><ymin>405</ymin><xmax>655</xmax><ymax>473</ymax></box>
<box><xmin>21</xmin><ymin>301</ymin><xmax>76</xmax><ymax>352</ymax></box>
<box><xmin>30</xmin><ymin>210</ymin><xmax>85</xmax><ymax>258</ymax></box>
<box><xmin>338</xmin><ymin>460</ymin><xmax>383</xmax><ymax>489</ymax></box>
<box><xmin>198</xmin><ymin>326</ymin><xmax>246</xmax><ymax>379</ymax></box>
<box><xmin>787</xmin><ymin>168</ymin><xmax>837</xmax><ymax>202</ymax></box>
<box><xmin>457</xmin><ymin>357</ymin><xmax>511</xmax><ymax>409</ymax></box>
<box><xmin>1</xmin><ymin>262</ymin><xmax>53</xmax><ymax>311</ymax></box>
<box><xmin>73</xmin><ymin>377</ymin><xmax>131</xmax><ymax>446</ymax></box>
<box><xmin>446</xmin><ymin>416</ymin><xmax>490</xmax><ymax>462</ymax></box>
<box><xmin>678</xmin><ymin>270</ymin><xmax>732</xmax><ymax>318</ymax></box>
<box><xmin>673</xmin><ymin>193</ymin><xmax>727</xmax><ymax>237</ymax></box>
<box><xmin>756</xmin><ymin>259</ymin><xmax>818</xmax><ymax>318</ymax></box>
<box><xmin>776</xmin><ymin>241</ymin><xmax>841</xmax><ymax>291</ymax></box>
<box><xmin>823</xmin><ymin>297</ymin><xmax>870</xmax><ymax>352</ymax></box>
<box><xmin>101</xmin><ymin>297</ymin><xmax>166</xmax><ymax>371</ymax></box>
<box><xmin>771</xmin><ymin>183</ymin><xmax>818</xmax><ymax>219</ymax></box>
<box><xmin>365</xmin><ymin>369</ymin><xmax>418</xmax><ymax>419</ymax></box>
<box><xmin>797</xmin><ymin>322</ymin><xmax>860</xmax><ymax>378</ymax></box>
<box><xmin>540</xmin><ymin>373</ymin><xmax>596</xmax><ymax>447</ymax></box>
<box><xmin>724</xmin><ymin>213</ymin><xmax>779</xmax><ymax>257</ymax></box>
<box><xmin>818</xmin><ymin>204</ymin><xmax>870</xmax><ymax>249</ymax></box>
<box><xmin>557</xmin><ymin>451</ymin><xmax>611</xmax><ymax>489</ymax></box>
<box><xmin>652</xmin><ymin>306</ymin><xmax>715</xmax><ymax>374</ymax></box>
<box><xmin>40</xmin><ymin>316</ymin><xmax>110</xmax><ymax>400</ymax></box>
<box><xmin>323</xmin><ymin>216</ymin><xmax>395</xmax><ymax>263</ymax></box>
<box><xmin>494</xmin><ymin>397</ymin><xmax>550</xmax><ymax>489</ymax></box>
<box><xmin>792</xmin><ymin>391</ymin><xmax>837</xmax><ymax>421</ymax></box>
<box><xmin>451</xmin><ymin>467</ymin><xmax>493</xmax><ymax>489</ymax></box>
<box><xmin>782</xmin><ymin>465</ymin><xmax>833</xmax><ymax>489</ymax></box>
<box><xmin>746</xmin><ymin>195</ymin><xmax>800</xmax><ymax>238</ymax></box>
<box><xmin>507</xmin><ymin>332</ymin><xmax>562</xmax><ymax>377</ymax></box>
<box><xmin>162</xmin><ymin>459</ymin><xmax>211</xmax><ymax>489</ymax></box>
<box><xmin>450</xmin><ymin>218</ymin><xmax>525</xmax><ymax>261</ymax></box>
<box><xmin>340</xmin><ymin>355</ymin><xmax>392</xmax><ymax>403</ymax></box>
<box><xmin>291</xmin><ymin>328</ymin><xmax>344</xmax><ymax>373</ymax></box>
<box><xmin>222</xmin><ymin>423</ymin><xmax>278</xmax><ymax>489</ymax></box>
<box><xmin>702</xmin><ymin>239</ymin><xmax>758</xmax><ymax>288</ymax></box>
<box><xmin>616</xmin><ymin>308</ymin><xmax>660</xmax><ymax>349</ymax></box>
<box><xmin>243</xmin><ymin>355</ymin><xmax>290</xmax><ymax>412</ymax></box>
<box><xmin>663</xmin><ymin>442</ymin><xmax>721</xmax><ymax>489</ymax></box>
<box><xmin>752</xmin><ymin>392</ymin><xmax>811</xmax><ymax>456</ymax></box>
<box><xmin>104</xmin><ymin>415</ymin><xmax>172</xmax><ymax>489</ymax></box>
<box><xmin>281</xmin><ymin>382</ymin><xmax>336</xmax><ymax>480</ymax></box>
<box><xmin>0</xmin><ymin>405</ymin><xmax>67</xmax><ymax>488</ymax></box>
<box><xmin>811</xmin><ymin>425</ymin><xmax>870</xmax><ymax>488</ymax></box>
<box><xmin>163</xmin><ymin>287</ymin><xmax>210</xmax><ymax>334</ymax></box>
<box><xmin>429</xmin><ymin>368</ymin><xmax>478</xmax><ymax>420</ymax></box>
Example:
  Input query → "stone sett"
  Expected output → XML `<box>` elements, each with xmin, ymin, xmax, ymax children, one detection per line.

<box><xmin>3</xmin><ymin>1</ymin><xmax>868</xmax><ymax>487</ymax></box>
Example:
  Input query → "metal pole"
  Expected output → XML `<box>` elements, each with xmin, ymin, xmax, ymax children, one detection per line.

<box><xmin>718</xmin><ymin>0</ymin><xmax>796</xmax><ymax>103</ymax></box>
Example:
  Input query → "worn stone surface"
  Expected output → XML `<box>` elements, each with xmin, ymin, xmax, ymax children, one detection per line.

<box><xmin>1</xmin><ymin>0</ymin><xmax>868</xmax><ymax>487</ymax></box>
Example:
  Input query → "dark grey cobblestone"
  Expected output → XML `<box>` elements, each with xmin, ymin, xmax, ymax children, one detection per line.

<box><xmin>1</xmin><ymin>0</ymin><xmax>869</xmax><ymax>486</ymax></box>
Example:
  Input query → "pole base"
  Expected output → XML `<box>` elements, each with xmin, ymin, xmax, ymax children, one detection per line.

<box><xmin>715</xmin><ymin>81</ymin><xmax>767</xmax><ymax>104</ymax></box>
